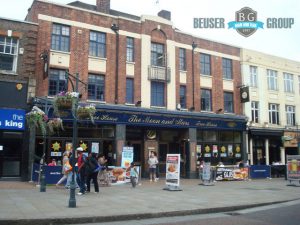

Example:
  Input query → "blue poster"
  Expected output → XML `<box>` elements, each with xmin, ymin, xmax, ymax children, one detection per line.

<box><xmin>0</xmin><ymin>108</ymin><xmax>25</xmax><ymax>130</ymax></box>
<box><xmin>121</xmin><ymin>147</ymin><xmax>134</xmax><ymax>168</ymax></box>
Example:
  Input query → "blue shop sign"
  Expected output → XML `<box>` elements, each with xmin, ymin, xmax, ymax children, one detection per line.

<box><xmin>0</xmin><ymin>108</ymin><xmax>25</xmax><ymax>130</ymax></box>
<box><xmin>54</xmin><ymin>109</ymin><xmax>246</xmax><ymax>130</ymax></box>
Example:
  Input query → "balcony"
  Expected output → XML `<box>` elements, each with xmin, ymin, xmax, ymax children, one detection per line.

<box><xmin>148</xmin><ymin>65</ymin><xmax>171</xmax><ymax>82</ymax></box>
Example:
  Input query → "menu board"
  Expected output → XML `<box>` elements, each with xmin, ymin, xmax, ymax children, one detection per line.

<box><xmin>166</xmin><ymin>154</ymin><xmax>180</xmax><ymax>187</ymax></box>
<box><xmin>216</xmin><ymin>166</ymin><xmax>249</xmax><ymax>181</ymax></box>
<box><xmin>287</xmin><ymin>155</ymin><xmax>300</xmax><ymax>180</ymax></box>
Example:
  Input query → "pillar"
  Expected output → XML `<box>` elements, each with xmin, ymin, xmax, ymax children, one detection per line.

<box><xmin>249</xmin><ymin>138</ymin><xmax>254</xmax><ymax>165</ymax></box>
<box><xmin>265</xmin><ymin>138</ymin><xmax>269</xmax><ymax>165</ymax></box>
<box><xmin>115</xmin><ymin>124</ymin><xmax>126</xmax><ymax>166</ymax></box>
<box><xmin>187</xmin><ymin>128</ymin><xmax>197</xmax><ymax>178</ymax></box>
<box><xmin>242</xmin><ymin>131</ymin><xmax>248</xmax><ymax>163</ymax></box>
<box><xmin>27</xmin><ymin>127</ymin><xmax>36</xmax><ymax>181</ymax></box>
<box><xmin>280</xmin><ymin>147</ymin><xmax>285</xmax><ymax>164</ymax></box>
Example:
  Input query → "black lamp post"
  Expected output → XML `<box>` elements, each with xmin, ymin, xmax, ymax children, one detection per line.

<box><xmin>64</xmin><ymin>71</ymin><xmax>87</xmax><ymax>208</ymax></box>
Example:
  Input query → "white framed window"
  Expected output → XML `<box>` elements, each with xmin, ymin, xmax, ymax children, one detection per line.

<box><xmin>286</xmin><ymin>105</ymin><xmax>295</xmax><ymax>126</ymax></box>
<box><xmin>284</xmin><ymin>73</ymin><xmax>294</xmax><ymax>93</ymax></box>
<box><xmin>267</xmin><ymin>69</ymin><xmax>278</xmax><ymax>91</ymax></box>
<box><xmin>298</xmin><ymin>75</ymin><xmax>300</xmax><ymax>94</ymax></box>
<box><xmin>250</xmin><ymin>66</ymin><xmax>257</xmax><ymax>87</ymax></box>
<box><xmin>251</xmin><ymin>101</ymin><xmax>259</xmax><ymax>123</ymax></box>
<box><xmin>269</xmin><ymin>103</ymin><xmax>280</xmax><ymax>125</ymax></box>
<box><xmin>0</xmin><ymin>36</ymin><xmax>19</xmax><ymax>72</ymax></box>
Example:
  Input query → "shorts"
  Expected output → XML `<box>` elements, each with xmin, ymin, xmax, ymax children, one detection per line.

<box><xmin>149</xmin><ymin>168</ymin><xmax>156</xmax><ymax>173</ymax></box>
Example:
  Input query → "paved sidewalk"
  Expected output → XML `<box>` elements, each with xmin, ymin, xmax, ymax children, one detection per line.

<box><xmin>0</xmin><ymin>178</ymin><xmax>299</xmax><ymax>225</ymax></box>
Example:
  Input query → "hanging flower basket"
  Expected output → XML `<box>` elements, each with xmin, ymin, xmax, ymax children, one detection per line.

<box><xmin>77</xmin><ymin>104</ymin><xmax>96</xmax><ymax>123</ymax></box>
<box><xmin>53</xmin><ymin>91</ymin><xmax>79</xmax><ymax>116</ymax></box>
<box><xmin>47</xmin><ymin>118</ymin><xmax>64</xmax><ymax>134</ymax></box>
<box><xmin>26</xmin><ymin>106</ymin><xmax>48</xmax><ymax>136</ymax></box>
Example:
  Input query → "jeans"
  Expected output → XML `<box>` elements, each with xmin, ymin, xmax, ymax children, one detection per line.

<box><xmin>86</xmin><ymin>172</ymin><xmax>99</xmax><ymax>192</ymax></box>
<box><xmin>130</xmin><ymin>176</ymin><xmax>137</xmax><ymax>188</ymax></box>
<box><xmin>66</xmin><ymin>172</ymin><xmax>77</xmax><ymax>187</ymax></box>
<box><xmin>76</xmin><ymin>171</ymin><xmax>86</xmax><ymax>194</ymax></box>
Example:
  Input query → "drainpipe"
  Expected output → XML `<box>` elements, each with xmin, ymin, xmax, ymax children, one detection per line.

<box><xmin>191</xmin><ymin>41</ymin><xmax>197</xmax><ymax>111</ymax></box>
<box><xmin>111</xmin><ymin>23</ymin><xmax>119</xmax><ymax>104</ymax></box>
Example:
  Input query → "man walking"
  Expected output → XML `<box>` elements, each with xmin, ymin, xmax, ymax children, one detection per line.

<box><xmin>76</xmin><ymin>147</ymin><xmax>87</xmax><ymax>195</ymax></box>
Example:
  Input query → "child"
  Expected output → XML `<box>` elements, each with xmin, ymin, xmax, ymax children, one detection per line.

<box><xmin>126</xmin><ymin>162</ymin><xmax>138</xmax><ymax>188</ymax></box>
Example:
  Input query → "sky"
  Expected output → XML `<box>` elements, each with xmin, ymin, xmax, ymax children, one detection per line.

<box><xmin>1</xmin><ymin>0</ymin><xmax>299</xmax><ymax>62</ymax></box>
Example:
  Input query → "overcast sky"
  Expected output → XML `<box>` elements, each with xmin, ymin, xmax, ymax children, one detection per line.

<box><xmin>1</xmin><ymin>0</ymin><xmax>299</xmax><ymax>62</ymax></box>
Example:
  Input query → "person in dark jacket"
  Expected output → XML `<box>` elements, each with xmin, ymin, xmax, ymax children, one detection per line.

<box><xmin>86</xmin><ymin>152</ymin><xmax>99</xmax><ymax>193</ymax></box>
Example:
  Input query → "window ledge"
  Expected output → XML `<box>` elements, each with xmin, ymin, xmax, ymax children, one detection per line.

<box><xmin>88</xmin><ymin>55</ymin><xmax>107</xmax><ymax>61</ymax></box>
<box><xmin>150</xmin><ymin>106</ymin><xmax>166</xmax><ymax>110</ymax></box>
<box><xmin>223</xmin><ymin>78</ymin><xmax>233</xmax><ymax>81</ymax></box>
<box><xmin>50</xmin><ymin>49</ymin><xmax>71</xmax><ymax>55</ymax></box>
<box><xmin>179</xmin><ymin>69</ymin><xmax>187</xmax><ymax>73</ymax></box>
<box><xmin>200</xmin><ymin>74</ymin><xmax>212</xmax><ymax>77</ymax></box>
<box><xmin>87</xmin><ymin>100</ymin><xmax>106</xmax><ymax>104</ymax></box>
<box><xmin>224</xmin><ymin>112</ymin><xmax>235</xmax><ymax>115</ymax></box>
<box><xmin>0</xmin><ymin>70</ymin><xmax>17</xmax><ymax>75</ymax></box>
<box><xmin>201</xmin><ymin>110</ymin><xmax>214</xmax><ymax>114</ymax></box>
<box><xmin>126</xmin><ymin>61</ymin><xmax>135</xmax><ymax>65</ymax></box>
<box><xmin>125</xmin><ymin>103</ymin><xmax>135</xmax><ymax>106</ymax></box>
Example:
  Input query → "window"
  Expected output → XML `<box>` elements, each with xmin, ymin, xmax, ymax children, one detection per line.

<box><xmin>151</xmin><ymin>81</ymin><xmax>165</xmax><ymax>107</ymax></box>
<box><xmin>48</xmin><ymin>69</ymin><xmax>67</xmax><ymax>96</ymax></box>
<box><xmin>88</xmin><ymin>74</ymin><xmax>105</xmax><ymax>101</ymax></box>
<box><xmin>284</xmin><ymin>73</ymin><xmax>294</xmax><ymax>93</ymax></box>
<box><xmin>201</xmin><ymin>89</ymin><xmax>212</xmax><ymax>111</ymax></box>
<box><xmin>179</xmin><ymin>48</ymin><xmax>186</xmax><ymax>71</ymax></box>
<box><xmin>251</xmin><ymin>101</ymin><xmax>259</xmax><ymax>123</ymax></box>
<box><xmin>269</xmin><ymin>103</ymin><xmax>280</xmax><ymax>125</ymax></box>
<box><xmin>298</xmin><ymin>76</ymin><xmax>300</xmax><ymax>94</ymax></box>
<box><xmin>267</xmin><ymin>69</ymin><xmax>278</xmax><ymax>91</ymax></box>
<box><xmin>51</xmin><ymin>24</ymin><xmax>70</xmax><ymax>52</ymax></box>
<box><xmin>222</xmin><ymin>58</ymin><xmax>232</xmax><ymax>79</ymax></box>
<box><xmin>0</xmin><ymin>36</ymin><xmax>18</xmax><ymax>72</ymax></box>
<box><xmin>224</xmin><ymin>92</ymin><xmax>234</xmax><ymax>113</ymax></box>
<box><xmin>200</xmin><ymin>53</ymin><xmax>211</xmax><ymax>75</ymax></box>
<box><xmin>250</xmin><ymin>66</ymin><xmax>258</xmax><ymax>87</ymax></box>
<box><xmin>126</xmin><ymin>78</ymin><xmax>134</xmax><ymax>104</ymax></box>
<box><xmin>286</xmin><ymin>105</ymin><xmax>295</xmax><ymax>126</ymax></box>
<box><xmin>89</xmin><ymin>31</ymin><xmax>106</xmax><ymax>58</ymax></box>
<box><xmin>151</xmin><ymin>43</ymin><xmax>165</xmax><ymax>67</ymax></box>
<box><xmin>179</xmin><ymin>85</ymin><xmax>186</xmax><ymax>109</ymax></box>
<box><xmin>126</xmin><ymin>37</ymin><xmax>134</xmax><ymax>62</ymax></box>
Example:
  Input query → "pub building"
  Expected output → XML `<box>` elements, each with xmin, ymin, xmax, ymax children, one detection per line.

<box><xmin>26</xmin><ymin>0</ymin><xmax>247</xmax><ymax>178</ymax></box>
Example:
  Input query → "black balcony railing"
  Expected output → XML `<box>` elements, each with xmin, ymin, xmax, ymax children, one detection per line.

<box><xmin>148</xmin><ymin>65</ymin><xmax>171</xmax><ymax>82</ymax></box>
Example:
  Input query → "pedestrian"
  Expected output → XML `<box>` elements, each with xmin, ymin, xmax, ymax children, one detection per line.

<box><xmin>48</xmin><ymin>158</ymin><xmax>57</xmax><ymax>166</ymax></box>
<box><xmin>56</xmin><ymin>151</ymin><xmax>72</xmax><ymax>188</ymax></box>
<box><xmin>86</xmin><ymin>152</ymin><xmax>100</xmax><ymax>193</ymax></box>
<box><xmin>153</xmin><ymin>151</ymin><xmax>159</xmax><ymax>181</ymax></box>
<box><xmin>126</xmin><ymin>162</ymin><xmax>138</xmax><ymax>188</ymax></box>
<box><xmin>76</xmin><ymin>147</ymin><xmax>87</xmax><ymax>195</ymax></box>
<box><xmin>65</xmin><ymin>152</ymin><xmax>78</xmax><ymax>189</ymax></box>
<box><xmin>148</xmin><ymin>151</ymin><xmax>158</xmax><ymax>182</ymax></box>
<box><xmin>97</xmin><ymin>154</ymin><xmax>110</xmax><ymax>186</ymax></box>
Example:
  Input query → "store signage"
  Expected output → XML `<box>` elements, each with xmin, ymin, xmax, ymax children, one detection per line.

<box><xmin>0</xmin><ymin>109</ymin><xmax>25</xmax><ymax>130</ymax></box>
<box><xmin>166</xmin><ymin>154</ymin><xmax>180</xmax><ymax>187</ymax></box>
<box><xmin>92</xmin><ymin>111</ymin><xmax>246</xmax><ymax>130</ymax></box>
<box><xmin>216</xmin><ymin>167</ymin><xmax>249</xmax><ymax>181</ymax></box>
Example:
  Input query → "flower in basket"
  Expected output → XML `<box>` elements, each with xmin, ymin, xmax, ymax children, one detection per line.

<box><xmin>53</xmin><ymin>91</ymin><xmax>79</xmax><ymax>116</ymax></box>
<box><xmin>47</xmin><ymin>118</ymin><xmax>64</xmax><ymax>134</ymax></box>
<box><xmin>77</xmin><ymin>104</ymin><xmax>96</xmax><ymax>123</ymax></box>
<box><xmin>26</xmin><ymin>106</ymin><xmax>48</xmax><ymax>136</ymax></box>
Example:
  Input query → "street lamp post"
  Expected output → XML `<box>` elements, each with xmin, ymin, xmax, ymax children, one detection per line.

<box><xmin>68</xmin><ymin>72</ymin><xmax>79</xmax><ymax>208</ymax></box>
<box><xmin>64</xmin><ymin>71</ymin><xmax>87</xmax><ymax>208</ymax></box>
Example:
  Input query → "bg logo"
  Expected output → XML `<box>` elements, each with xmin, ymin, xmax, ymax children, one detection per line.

<box><xmin>228</xmin><ymin>7</ymin><xmax>264</xmax><ymax>37</ymax></box>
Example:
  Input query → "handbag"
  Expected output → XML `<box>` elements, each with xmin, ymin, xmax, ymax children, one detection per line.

<box><xmin>63</xmin><ymin>161</ymin><xmax>73</xmax><ymax>173</ymax></box>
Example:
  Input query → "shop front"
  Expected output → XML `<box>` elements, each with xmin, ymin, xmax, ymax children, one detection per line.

<box><xmin>31</xmin><ymin>103</ymin><xmax>247</xmax><ymax>179</ymax></box>
<box><xmin>0</xmin><ymin>108</ymin><xmax>26</xmax><ymax>179</ymax></box>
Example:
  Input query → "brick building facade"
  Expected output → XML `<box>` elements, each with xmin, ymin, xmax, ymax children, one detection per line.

<box><xmin>26</xmin><ymin>0</ymin><xmax>246</xmax><ymax>178</ymax></box>
<box><xmin>0</xmin><ymin>18</ymin><xmax>38</xmax><ymax>180</ymax></box>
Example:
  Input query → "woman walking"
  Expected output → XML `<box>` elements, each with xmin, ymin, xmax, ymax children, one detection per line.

<box><xmin>148</xmin><ymin>151</ymin><xmax>158</xmax><ymax>182</ymax></box>
<box><xmin>56</xmin><ymin>151</ymin><xmax>72</xmax><ymax>187</ymax></box>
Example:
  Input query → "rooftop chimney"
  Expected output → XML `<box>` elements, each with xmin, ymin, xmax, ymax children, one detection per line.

<box><xmin>158</xmin><ymin>10</ymin><xmax>171</xmax><ymax>21</ymax></box>
<box><xmin>96</xmin><ymin>0</ymin><xmax>110</xmax><ymax>14</ymax></box>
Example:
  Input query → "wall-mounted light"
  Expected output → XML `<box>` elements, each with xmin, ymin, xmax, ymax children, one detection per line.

<box><xmin>216</xmin><ymin>108</ymin><xmax>223</xmax><ymax>113</ymax></box>
<box><xmin>40</xmin><ymin>49</ymin><xmax>49</xmax><ymax>79</ymax></box>
<box><xmin>16</xmin><ymin>83</ymin><xmax>23</xmax><ymax>91</ymax></box>
<box><xmin>135</xmin><ymin>101</ymin><xmax>142</xmax><ymax>107</ymax></box>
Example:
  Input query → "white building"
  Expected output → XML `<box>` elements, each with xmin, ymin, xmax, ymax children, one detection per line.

<box><xmin>241</xmin><ymin>48</ymin><xmax>300</xmax><ymax>165</ymax></box>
